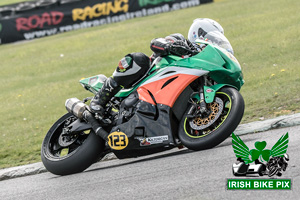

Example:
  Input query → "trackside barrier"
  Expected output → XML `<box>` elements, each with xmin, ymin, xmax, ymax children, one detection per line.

<box><xmin>0</xmin><ymin>0</ymin><xmax>213</xmax><ymax>44</ymax></box>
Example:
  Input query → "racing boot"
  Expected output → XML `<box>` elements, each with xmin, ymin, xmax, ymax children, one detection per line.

<box><xmin>90</xmin><ymin>77</ymin><xmax>121</xmax><ymax>117</ymax></box>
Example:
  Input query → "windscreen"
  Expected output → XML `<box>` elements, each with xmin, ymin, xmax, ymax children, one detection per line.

<box><xmin>204</xmin><ymin>31</ymin><xmax>234</xmax><ymax>55</ymax></box>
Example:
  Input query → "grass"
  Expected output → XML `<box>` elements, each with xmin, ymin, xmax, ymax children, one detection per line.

<box><xmin>0</xmin><ymin>0</ymin><xmax>29</xmax><ymax>6</ymax></box>
<box><xmin>0</xmin><ymin>0</ymin><xmax>300</xmax><ymax>169</ymax></box>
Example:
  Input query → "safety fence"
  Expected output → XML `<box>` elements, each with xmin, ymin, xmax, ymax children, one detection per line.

<box><xmin>0</xmin><ymin>0</ymin><xmax>213</xmax><ymax>44</ymax></box>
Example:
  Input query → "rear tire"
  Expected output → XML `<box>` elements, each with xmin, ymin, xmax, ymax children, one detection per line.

<box><xmin>41</xmin><ymin>113</ymin><xmax>105</xmax><ymax>175</ymax></box>
<box><xmin>178</xmin><ymin>87</ymin><xmax>244</xmax><ymax>151</ymax></box>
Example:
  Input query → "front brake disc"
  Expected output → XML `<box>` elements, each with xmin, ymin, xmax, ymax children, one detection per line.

<box><xmin>189</xmin><ymin>97</ymin><xmax>224</xmax><ymax>130</ymax></box>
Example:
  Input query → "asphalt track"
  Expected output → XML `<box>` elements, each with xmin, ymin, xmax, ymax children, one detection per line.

<box><xmin>0</xmin><ymin>125</ymin><xmax>299</xmax><ymax>200</ymax></box>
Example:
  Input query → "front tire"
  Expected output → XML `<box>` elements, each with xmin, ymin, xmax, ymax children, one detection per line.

<box><xmin>41</xmin><ymin>113</ymin><xmax>105</xmax><ymax>175</ymax></box>
<box><xmin>178</xmin><ymin>87</ymin><xmax>244</xmax><ymax>151</ymax></box>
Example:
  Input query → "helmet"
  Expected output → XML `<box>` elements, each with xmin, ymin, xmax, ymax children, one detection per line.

<box><xmin>188</xmin><ymin>18</ymin><xmax>224</xmax><ymax>43</ymax></box>
<box><xmin>188</xmin><ymin>18</ymin><xmax>234</xmax><ymax>54</ymax></box>
<box><xmin>283</xmin><ymin>153</ymin><xmax>289</xmax><ymax>162</ymax></box>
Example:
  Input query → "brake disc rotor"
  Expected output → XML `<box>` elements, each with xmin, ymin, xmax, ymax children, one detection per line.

<box><xmin>58</xmin><ymin>130</ymin><xmax>79</xmax><ymax>147</ymax></box>
<box><xmin>189</xmin><ymin>97</ymin><xmax>224</xmax><ymax>130</ymax></box>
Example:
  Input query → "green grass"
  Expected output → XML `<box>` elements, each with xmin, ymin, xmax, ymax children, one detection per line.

<box><xmin>0</xmin><ymin>0</ymin><xmax>28</xmax><ymax>6</ymax></box>
<box><xmin>0</xmin><ymin>0</ymin><xmax>300</xmax><ymax>169</ymax></box>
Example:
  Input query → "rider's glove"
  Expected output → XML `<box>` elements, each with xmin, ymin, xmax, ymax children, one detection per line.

<box><xmin>169</xmin><ymin>41</ymin><xmax>194</xmax><ymax>56</ymax></box>
<box><xmin>150</xmin><ymin>38</ymin><xmax>171</xmax><ymax>56</ymax></box>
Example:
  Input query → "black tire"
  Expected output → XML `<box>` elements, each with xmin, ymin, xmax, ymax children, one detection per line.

<box><xmin>178</xmin><ymin>87</ymin><xmax>244</xmax><ymax>151</ymax></box>
<box><xmin>282</xmin><ymin>163</ymin><xmax>287</xmax><ymax>171</ymax></box>
<box><xmin>268</xmin><ymin>166</ymin><xmax>278</xmax><ymax>177</ymax></box>
<box><xmin>41</xmin><ymin>113</ymin><xmax>105</xmax><ymax>175</ymax></box>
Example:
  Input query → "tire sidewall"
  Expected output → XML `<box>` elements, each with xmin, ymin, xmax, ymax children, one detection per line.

<box><xmin>178</xmin><ymin>87</ymin><xmax>245</xmax><ymax>151</ymax></box>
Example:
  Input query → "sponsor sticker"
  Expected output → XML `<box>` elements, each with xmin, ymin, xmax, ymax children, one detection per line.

<box><xmin>136</xmin><ymin>135</ymin><xmax>168</xmax><ymax>146</ymax></box>
<box><xmin>108</xmin><ymin>131</ymin><xmax>129</xmax><ymax>150</ymax></box>
<box><xmin>88</xmin><ymin>76</ymin><xmax>98</xmax><ymax>86</ymax></box>
<box><xmin>118</xmin><ymin>56</ymin><xmax>132</xmax><ymax>70</ymax></box>
<box><xmin>206</xmin><ymin>88</ymin><xmax>213</xmax><ymax>93</ymax></box>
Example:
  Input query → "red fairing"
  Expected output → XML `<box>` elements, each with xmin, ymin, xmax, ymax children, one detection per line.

<box><xmin>137</xmin><ymin>74</ymin><xmax>199</xmax><ymax>107</ymax></box>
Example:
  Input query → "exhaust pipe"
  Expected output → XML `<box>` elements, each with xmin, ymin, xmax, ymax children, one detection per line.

<box><xmin>65</xmin><ymin>98</ymin><xmax>87</xmax><ymax>119</ymax></box>
<box><xmin>65</xmin><ymin>98</ymin><xmax>108</xmax><ymax>141</ymax></box>
<box><xmin>82</xmin><ymin>111</ymin><xmax>109</xmax><ymax>141</ymax></box>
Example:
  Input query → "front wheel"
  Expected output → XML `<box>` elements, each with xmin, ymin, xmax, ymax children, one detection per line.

<box><xmin>178</xmin><ymin>87</ymin><xmax>244</xmax><ymax>151</ymax></box>
<box><xmin>41</xmin><ymin>113</ymin><xmax>105</xmax><ymax>175</ymax></box>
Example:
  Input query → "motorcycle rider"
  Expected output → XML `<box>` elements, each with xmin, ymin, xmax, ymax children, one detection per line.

<box><xmin>89</xmin><ymin>18</ymin><xmax>233</xmax><ymax>116</ymax></box>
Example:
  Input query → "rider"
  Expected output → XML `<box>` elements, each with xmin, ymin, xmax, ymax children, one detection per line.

<box><xmin>89</xmin><ymin>18</ymin><xmax>233</xmax><ymax>116</ymax></box>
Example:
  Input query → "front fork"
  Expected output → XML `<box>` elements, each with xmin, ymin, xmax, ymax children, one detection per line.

<box><xmin>187</xmin><ymin>77</ymin><xmax>209</xmax><ymax>118</ymax></box>
<box><xmin>198</xmin><ymin>84</ymin><xmax>209</xmax><ymax>114</ymax></box>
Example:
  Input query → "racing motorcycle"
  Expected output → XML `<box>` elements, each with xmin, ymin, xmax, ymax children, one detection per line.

<box><xmin>41</xmin><ymin>42</ymin><xmax>245</xmax><ymax>175</ymax></box>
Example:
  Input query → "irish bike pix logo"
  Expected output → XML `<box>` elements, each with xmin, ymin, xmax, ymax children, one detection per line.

<box><xmin>232</xmin><ymin>132</ymin><xmax>289</xmax><ymax>177</ymax></box>
<box><xmin>227</xmin><ymin>132</ymin><xmax>291</xmax><ymax>190</ymax></box>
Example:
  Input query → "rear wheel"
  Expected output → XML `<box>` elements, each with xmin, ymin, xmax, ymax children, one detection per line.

<box><xmin>41</xmin><ymin>113</ymin><xmax>105</xmax><ymax>175</ymax></box>
<box><xmin>178</xmin><ymin>87</ymin><xmax>244</xmax><ymax>151</ymax></box>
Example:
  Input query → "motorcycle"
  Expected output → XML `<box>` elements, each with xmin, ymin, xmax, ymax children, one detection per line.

<box><xmin>266</xmin><ymin>154</ymin><xmax>289</xmax><ymax>177</ymax></box>
<box><xmin>41</xmin><ymin>42</ymin><xmax>245</xmax><ymax>175</ymax></box>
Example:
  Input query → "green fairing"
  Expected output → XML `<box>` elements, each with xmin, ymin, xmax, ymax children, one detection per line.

<box><xmin>191</xmin><ymin>84</ymin><xmax>232</xmax><ymax>104</ymax></box>
<box><xmin>150</xmin><ymin>55</ymin><xmax>182</xmax><ymax>72</ymax></box>
<box><xmin>80</xmin><ymin>77</ymin><xmax>104</xmax><ymax>95</ymax></box>
<box><xmin>79</xmin><ymin>44</ymin><xmax>244</xmax><ymax>100</ymax></box>
<box><xmin>204</xmin><ymin>85</ymin><xmax>223</xmax><ymax>104</ymax></box>
<box><xmin>170</xmin><ymin>45</ymin><xmax>244</xmax><ymax>90</ymax></box>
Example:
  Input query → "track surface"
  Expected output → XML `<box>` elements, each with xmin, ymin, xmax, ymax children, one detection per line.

<box><xmin>0</xmin><ymin>126</ymin><xmax>299</xmax><ymax>200</ymax></box>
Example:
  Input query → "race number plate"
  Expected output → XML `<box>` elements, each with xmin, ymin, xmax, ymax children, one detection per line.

<box><xmin>108</xmin><ymin>132</ymin><xmax>129</xmax><ymax>150</ymax></box>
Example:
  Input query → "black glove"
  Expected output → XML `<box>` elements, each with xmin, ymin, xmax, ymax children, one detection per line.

<box><xmin>150</xmin><ymin>38</ymin><xmax>199</xmax><ymax>57</ymax></box>
<box><xmin>187</xmin><ymin>40</ymin><xmax>202</xmax><ymax>52</ymax></box>
<box><xmin>150</xmin><ymin>38</ymin><xmax>171</xmax><ymax>56</ymax></box>
<box><xmin>169</xmin><ymin>41</ymin><xmax>193</xmax><ymax>56</ymax></box>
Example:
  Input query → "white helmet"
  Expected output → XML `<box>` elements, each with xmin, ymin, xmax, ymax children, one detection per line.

<box><xmin>188</xmin><ymin>18</ymin><xmax>234</xmax><ymax>54</ymax></box>
<box><xmin>188</xmin><ymin>18</ymin><xmax>224</xmax><ymax>43</ymax></box>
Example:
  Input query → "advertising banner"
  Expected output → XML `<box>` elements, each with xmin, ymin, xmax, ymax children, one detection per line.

<box><xmin>0</xmin><ymin>0</ymin><xmax>213</xmax><ymax>44</ymax></box>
